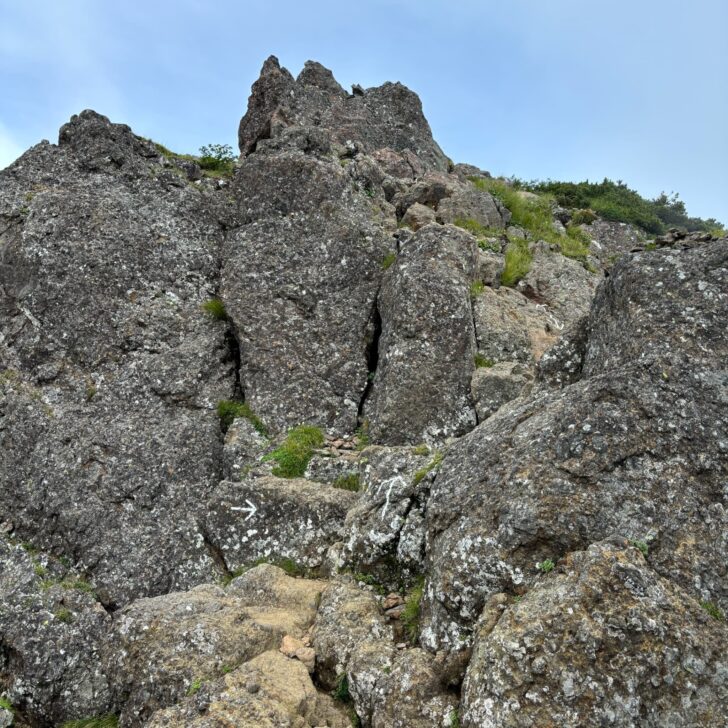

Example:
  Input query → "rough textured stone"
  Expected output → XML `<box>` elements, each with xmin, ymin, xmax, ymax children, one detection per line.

<box><xmin>204</xmin><ymin>476</ymin><xmax>357</xmax><ymax>573</ymax></box>
<box><xmin>462</xmin><ymin>540</ymin><xmax>728</xmax><ymax>728</ymax></box>
<box><xmin>400</xmin><ymin>201</ymin><xmax>436</xmax><ymax>230</ymax></box>
<box><xmin>146</xmin><ymin>650</ymin><xmax>349</xmax><ymax>728</ymax></box>
<box><xmin>238</xmin><ymin>56</ymin><xmax>448</xmax><ymax>172</ymax></box>
<box><xmin>472</xmin><ymin>285</ymin><xmax>559</xmax><ymax>365</ymax></box>
<box><xmin>0</xmin><ymin>111</ymin><xmax>233</xmax><ymax>607</ymax></box>
<box><xmin>471</xmin><ymin>361</ymin><xmax>533</xmax><ymax>420</ymax></box>
<box><xmin>106</xmin><ymin>565</ymin><xmax>326</xmax><ymax>725</ymax></box>
<box><xmin>584</xmin><ymin>218</ymin><xmax>646</xmax><ymax>264</ymax></box>
<box><xmin>422</xmin><ymin>240</ymin><xmax>728</xmax><ymax>651</ymax></box>
<box><xmin>312</xmin><ymin>579</ymin><xmax>393</xmax><ymax>690</ymax></box>
<box><xmin>365</xmin><ymin>224</ymin><xmax>478</xmax><ymax>444</ymax></box>
<box><xmin>516</xmin><ymin>242</ymin><xmax>600</xmax><ymax>328</ymax></box>
<box><xmin>0</xmin><ymin>539</ymin><xmax>113</xmax><ymax>726</ymax></box>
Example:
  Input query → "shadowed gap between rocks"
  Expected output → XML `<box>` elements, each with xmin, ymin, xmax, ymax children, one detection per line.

<box><xmin>357</xmin><ymin>298</ymin><xmax>382</xmax><ymax>423</ymax></box>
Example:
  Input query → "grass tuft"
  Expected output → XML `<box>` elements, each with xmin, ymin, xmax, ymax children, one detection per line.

<box><xmin>402</xmin><ymin>577</ymin><xmax>425</xmax><ymax>644</ymax></box>
<box><xmin>501</xmin><ymin>240</ymin><xmax>533</xmax><ymax>287</ymax></box>
<box><xmin>61</xmin><ymin>715</ymin><xmax>119</xmax><ymax>728</ymax></box>
<box><xmin>469</xmin><ymin>280</ymin><xmax>485</xmax><ymax>299</ymax></box>
<box><xmin>217</xmin><ymin>400</ymin><xmax>268</xmax><ymax>437</ymax></box>
<box><xmin>412</xmin><ymin>452</ymin><xmax>443</xmax><ymax>486</ymax></box>
<box><xmin>381</xmin><ymin>252</ymin><xmax>397</xmax><ymax>270</ymax></box>
<box><xmin>474</xmin><ymin>354</ymin><xmax>495</xmax><ymax>369</ymax></box>
<box><xmin>202</xmin><ymin>298</ymin><xmax>228</xmax><ymax>320</ymax></box>
<box><xmin>264</xmin><ymin>425</ymin><xmax>325</xmax><ymax>478</ymax></box>
<box><xmin>700</xmin><ymin>600</ymin><xmax>725</xmax><ymax>621</ymax></box>
<box><xmin>333</xmin><ymin>474</ymin><xmax>361</xmax><ymax>492</ymax></box>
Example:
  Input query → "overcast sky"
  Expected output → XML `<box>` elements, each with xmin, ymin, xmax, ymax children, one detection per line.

<box><xmin>1</xmin><ymin>0</ymin><xmax>726</xmax><ymax>223</ymax></box>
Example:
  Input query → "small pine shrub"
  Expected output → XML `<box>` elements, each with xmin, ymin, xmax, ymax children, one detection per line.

<box><xmin>501</xmin><ymin>240</ymin><xmax>532</xmax><ymax>286</ymax></box>
<box><xmin>264</xmin><ymin>425</ymin><xmax>325</xmax><ymax>478</ymax></box>
<box><xmin>333</xmin><ymin>474</ymin><xmax>361</xmax><ymax>492</ymax></box>
<box><xmin>202</xmin><ymin>298</ymin><xmax>228</xmax><ymax>320</ymax></box>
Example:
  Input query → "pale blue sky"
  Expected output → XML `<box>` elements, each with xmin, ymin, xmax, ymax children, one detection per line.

<box><xmin>1</xmin><ymin>0</ymin><xmax>726</xmax><ymax>222</ymax></box>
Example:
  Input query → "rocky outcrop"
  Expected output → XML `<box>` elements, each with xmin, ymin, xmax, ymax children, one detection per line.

<box><xmin>364</xmin><ymin>224</ymin><xmax>479</xmax><ymax>444</ymax></box>
<box><xmin>461</xmin><ymin>539</ymin><xmax>728</xmax><ymax>727</ymax></box>
<box><xmin>422</xmin><ymin>239</ymin><xmax>728</xmax><ymax>651</ymax></box>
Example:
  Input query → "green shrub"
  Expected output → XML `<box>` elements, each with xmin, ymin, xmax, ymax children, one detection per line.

<box><xmin>560</xmin><ymin>225</ymin><xmax>592</xmax><ymax>259</ymax></box>
<box><xmin>61</xmin><ymin>715</ymin><xmax>119</xmax><ymax>728</ymax></box>
<box><xmin>700</xmin><ymin>601</ymin><xmax>725</xmax><ymax>621</ymax></box>
<box><xmin>217</xmin><ymin>400</ymin><xmax>268</xmax><ymax>437</ymax></box>
<box><xmin>264</xmin><ymin>425</ymin><xmax>325</xmax><ymax>478</ymax></box>
<box><xmin>333</xmin><ymin>474</ymin><xmax>361</xmax><ymax>492</ymax></box>
<box><xmin>198</xmin><ymin>143</ymin><xmax>235</xmax><ymax>175</ymax></box>
<box><xmin>537</xmin><ymin>559</ymin><xmax>555</xmax><ymax>573</ymax></box>
<box><xmin>402</xmin><ymin>578</ymin><xmax>425</xmax><ymax>644</ymax></box>
<box><xmin>629</xmin><ymin>539</ymin><xmax>649</xmax><ymax>557</ymax></box>
<box><xmin>501</xmin><ymin>240</ymin><xmax>532</xmax><ymax>286</ymax></box>
<box><xmin>0</xmin><ymin>697</ymin><xmax>13</xmax><ymax>715</ymax></box>
<box><xmin>474</xmin><ymin>354</ymin><xmax>495</xmax><ymax>368</ymax></box>
<box><xmin>570</xmin><ymin>208</ymin><xmax>597</xmax><ymax>225</ymax></box>
<box><xmin>201</xmin><ymin>297</ymin><xmax>228</xmax><ymax>320</ymax></box>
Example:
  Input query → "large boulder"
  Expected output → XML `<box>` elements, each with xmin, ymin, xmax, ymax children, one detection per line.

<box><xmin>422</xmin><ymin>240</ymin><xmax>728</xmax><ymax>650</ymax></box>
<box><xmin>0</xmin><ymin>111</ymin><xmax>234</xmax><ymax>606</ymax></box>
<box><xmin>364</xmin><ymin>224</ymin><xmax>479</xmax><ymax>444</ymax></box>
<box><xmin>462</xmin><ymin>540</ymin><xmax>728</xmax><ymax>728</ymax></box>
<box><xmin>238</xmin><ymin>56</ymin><xmax>449</xmax><ymax>172</ymax></box>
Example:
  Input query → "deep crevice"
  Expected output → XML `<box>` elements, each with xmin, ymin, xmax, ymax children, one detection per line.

<box><xmin>199</xmin><ymin>524</ymin><xmax>231</xmax><ymax>580</ymax></box>
<box><xmin>357</xmin><ymin>297</ymin><xmax>382</xmax><ymax>420</ymax></box>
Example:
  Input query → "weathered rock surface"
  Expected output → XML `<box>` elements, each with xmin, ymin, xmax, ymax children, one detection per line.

<box><xmin>422</xmin><ymin>240</ymin><xmax>728</xmax><ymax>650</ymax></box>
<box><xmin>365</xmin><ymin>224</ymin><xmax>478</xmax><ymax>444</ymax></box>
<box><xmin>204</xmin><ymin>476</ymin><xmax>358</xmax><ymax>572</ymax></box>
<box><xmin>146</xmin><ymin>650</ymin><xmax>349</xmax><ymax>728</ymax></box>
<box><xmin>462</xmin><ymin>540</ymin><xmax>728</xmax><ymax>728</ymax></box>
<box><xmin>471</xmin><ymin>361</ymin><xmax>533</xmax><ymax>420</ymax></box>
<box><xmin>0</xmin><ymin>110</ymin><xmax>233</xmax><ymax>606</ymax></box>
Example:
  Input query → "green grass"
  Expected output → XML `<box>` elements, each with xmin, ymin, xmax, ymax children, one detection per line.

<box><xmin>449</xmin><ymin>709</ymin><xmax>461</xmax><ymax>728</ymax></box>
<box><xmin>474</xmin><ymin>354</ymin><xmax>495</xmax><ymax>368</ymax></box>
<box><xmin>333</xmin><ymin>674</ymin><xmax>351</xmax><ymax>702</ymax></box>
<box><xmin>217</xmin><ymin>400</ymin><xmax>268</xmax><ymax>437</ymax></box>
<box><xmin>501</xmin><ymin>239</ymin><xmax>533</xmax><ymax>286</ymax></box>
<box><xmin>570</xmin><ymin>208</ymin><xmax>597</xmax><ymax>225</ymax></box>
<box><xmin>700</xmin><ymin>601</ymin><xmax>725</xmax><ymax>621</ymax></box>
<box><xmin>264</xmin><ymin>425</ymin><xmax>325</xmax><ymax>478</ymax></box>
<box><xmin>412</xmin><ymin>452</ymin><xmax>443</xmax><ymax>486</ymax></box>
<box><xmin>61</xmin><ymin>715</ymin><xmax>119</xmax><ymax>728</ymax></box>
<box><xmin>201</xmin><ymin>297</ymin><xmax>228</xmax><ymax>320</ymax></box>
<box><xmin>411</xmin><ymin>444</ymin><xmax>430</xmax><ymax>456</ymax></box>
<box><xmin>453</xmin><ymin>217</ymin><xmax>503</xmax><ymax>238</ymax></box>
<box><xmin>402</xmin><ymin>578</ymin><xmax>425</xmax><ymax>644</ymax></box>
<box><xmin>469</xmin><ymin>280</ymin><xmax>485</xmax><ymax>299</ymax></box>
<box><xmin>198</xmin><ymin>143</ymin><xmax>235</xmax><ymax>175</ymax></box>
<box><xmin>355</xmin><ymin>423</ymin><xmax>370</xmax><ymax>450</ymax></box>
<box><xmin>333</xmin><ymin>474</ymin><xmax>361</xmax><ymax>492</ymax></box>
<box><xmin>561</xmin><ymin>224</ymin><xmax>592</xmax><ymax>259</ymax></box>
<box><xmin>187</xmin><ymin>678</ymin><xmax>203</xmax><ymax>696</ymax></box>
<box><xmin>381</xmin><ymin>252</ymin><xmax>397</xmax><ymax>270</ymax></box>
<box><xmin>54</xmin><ymin>607</ymin><xmax>73</xmax><ymax>623</ymax></box>
<box><xmin>0</xmin><ymin>697</ymin><xmax>13</xmax><ymax>714</ymax></box>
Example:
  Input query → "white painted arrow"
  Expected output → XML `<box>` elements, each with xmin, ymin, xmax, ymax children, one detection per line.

<box><xmin>230</xmin><ymin>499</ymin><xmax>258</xmax><ymax>521</ymax></box>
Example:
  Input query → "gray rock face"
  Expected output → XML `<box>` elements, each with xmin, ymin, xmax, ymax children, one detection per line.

<box><xmin>365</xmin><ymin>224</ymin><xmax>479</xmax><ymax>444</ymax></box>
<box><xmin>0</xmin><ymin>539</ymin><xmax>113</xmax><ymax>726</ymax></box>
<box><xmin>238</xmin><ymin>56</ymin><xmax>448</xmax><ymax>172</ymax></box>
<box><xmin>0</xmin><ymin>111</ymin><xmax>233</xmax><ymax>606</ymax></box>
<box><xmin>204</xmin><ymin>476</ymin><xmax>357</xmax><ymax>572</ymax></box>
<box><xmin>462</xmin><ymin>540</ymin><xmax>728</xmax><ymax>728</ymax></box>
<box><xmin>470</xmin><ymin>361</ymin><xmax>533</xmax><ymax>421</ymax></box>
<box><xmin>422</xmin><ymin>240</ymin><xmax>728</xmax><ymax>651</ymax></box>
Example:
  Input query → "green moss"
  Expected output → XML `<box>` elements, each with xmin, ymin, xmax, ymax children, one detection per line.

<box><xmin>61</xmin><ymin>715</ymin><xmax>119</xmax><ymax>728</ymax></box>
<box><xmin>217</xmin><ymin>400</ymin><xmax>268</xmax><ymax>437</ymax></box>
<box><xmin>501</xmin><ymin>239</ymin><xmax>533</xmax><ymax>287</ymax></box>
<box><xmin>54</xmin><ymin>607</ymin><xmax>73</xmax><ymax>623</ymax></box>
<box><xmin>381</xmin><ymin>252</ymin><xmax>397</xmax><ymax>270</ymax></box>
<box><xmin>201</xmin><ymin>297</ymin><xmax>228</xmax><ymax>320</ymax></box>
<box><xmin>264</xmin><ymin>425</ymin><xmax>325</xmax><ymax>478</ymax></box>
<box><xmin>412</xmin><ymin>452</ymin><xmax>443</xmax><ymax>486</ymax></box>
<box><xmin>474</xmin><ymin>354</ymin><xmax>495</xmax><ymax>368</ymax></box>
<box><xmin>333</xmin><ymin>474</ymin><xmax>361</xmax><ymax>492</ymax></box>
<box><xmin>402</xmin><ymin>577</ymin><xmax>425</xmax><ymax>644</ymax></box>
<box><xmin>700</xmin><ymin>601</ymin><xmax>725</xmax><ymax>621</ymax></box>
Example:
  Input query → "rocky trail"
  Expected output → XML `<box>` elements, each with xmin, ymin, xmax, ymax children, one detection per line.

<box><xmin>0</xmin><ymin>57</ymin><xmax>726</xmax><ymax>727</ymax></box>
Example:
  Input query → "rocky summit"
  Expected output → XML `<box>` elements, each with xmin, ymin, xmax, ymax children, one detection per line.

<box><xmin>0</xmin><ymin>56</ymin><xmax>726</xmax><ymax>728</ymax></box>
